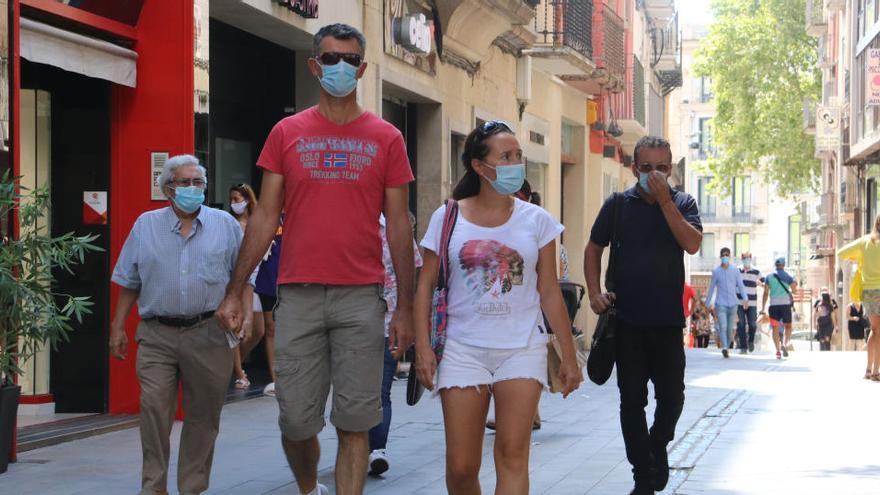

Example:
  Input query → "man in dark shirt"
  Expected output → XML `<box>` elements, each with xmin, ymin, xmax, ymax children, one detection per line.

<box><xmin>585</xmin><ymin>136</ymin><xmax>703</xmax><ymax>495</ymax></box>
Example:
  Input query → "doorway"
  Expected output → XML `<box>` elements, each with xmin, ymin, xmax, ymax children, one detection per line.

<box><xmin>21</xmin><ymin>59</ymin><xmax>111</xmax><ymax>413</ymax></box>
<box><xmin>382</xmin><ymin>98</ymin><xmax>419</xmax><ymax>216</ymax></box>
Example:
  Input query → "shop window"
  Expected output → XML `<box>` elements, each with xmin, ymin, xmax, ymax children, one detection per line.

<box><xmin>526</xmin><ymin>160</ymin><xmax>547</xmax><ymax>203</ymax></box>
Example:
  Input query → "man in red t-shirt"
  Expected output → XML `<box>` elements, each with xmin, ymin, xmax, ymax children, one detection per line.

<box><xmin>217</xmin><ymin>23</ymin><xmax>415</xmax><ymax>495</ymax></box>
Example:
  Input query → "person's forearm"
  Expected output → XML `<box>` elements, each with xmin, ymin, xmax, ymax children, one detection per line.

<box><xmin>111</xmin><ymin>287</ymin><xmax>139</xmax><ymax>327</ymax></box>
<box><xmin>387</xmin><ymin>214</ymin><xmax>415</xmax><ymax>310</ymax></box>
<box><xmin>227</xmin><ymin>205</ymin><xmax>278</xmax><ymax>295</ymax></box>
<box><xmin>584</xmin><ymin>242</ymin><xmax>605</xmax><ymax>297</ymax></box>
<box><xmin>658</xmin><ymin>200</ymin><xmax>702</xmax><ymax>254</ymax></box>
<box><xmin>762</xmin><ymin>290</ymin><xmax>769</xmax><ymax>310</ymax></box>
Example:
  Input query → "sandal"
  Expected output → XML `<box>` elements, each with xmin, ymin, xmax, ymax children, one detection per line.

<box><xmin>871</xmin><ymin>373</ymin><xmax>880</xmax><ymax>382</ymax></box>
<box><xmin>865</xmin><ymin>369</ymin><xmax>872</xmax><ymax>380</ymax></box>
<box><xmin>234</xmin><ymin>376</ymin><xmax>251</xmax><ymax>389</ymax></box>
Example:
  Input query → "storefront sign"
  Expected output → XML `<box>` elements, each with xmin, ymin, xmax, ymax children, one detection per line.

<box><xmin>384</xmin><ymin>0</ymin><xmax>436</xmax><ymax>75</ymax></box>
<box><xmin>277</xmin><ymin>0</ymin><xmax>319</xmax><ymax>19</ymax></box>
<box><xmin>815</xmin><ymin>105</ymin><xmax>840</xmax><ymax>150</ymax></box>
<box><xmin>151</xmin><ymin>152</ymin><xmax>169</xmax><ymax>201</ymax></box>
<box><xmin>392</xmin><ymin>14</ymin><xmax>432</xmax><ymax>55</ymax></box>
<box><xmin>867</xmin><ymin>48</ymin><xmax>880</xmax><ymax>105</ymax></box>
<box><xmin>83</xmin><ymin>191</ymin><xmax>107</xmax><ymax>225</ymax></box>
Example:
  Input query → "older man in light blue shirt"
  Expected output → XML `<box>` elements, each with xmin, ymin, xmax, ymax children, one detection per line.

<box><xmin>109</xmin><ymin>154</ymin><xmax>253</xmax><ymax>495</ymax></box>
<box><xmin>705</xmin><ymin>247</ymin><xmax>748</xmax><ymax>358</ymax></box>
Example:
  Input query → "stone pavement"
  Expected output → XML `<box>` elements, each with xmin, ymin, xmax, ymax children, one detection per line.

<box><xmin>1</xmin><ymin>347</ymin><xmax>877</xmax><ymax>494</ymax></box>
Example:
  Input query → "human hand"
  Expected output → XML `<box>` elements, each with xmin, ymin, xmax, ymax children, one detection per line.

<box><xmin>648</xmin><ymin>171</ymin><xmax>671</xmax><ymax>204</ymax></box>
<box><xmin>109</xmin><ymin>323</ymin><xmax>128</xmax><ymax>360</ymax></box>
<box><xmin>415</xmin><ymin>343</ymin><xmax>437</xmax><ymax>391</ymax></box>
<box><xmin>240</xmin><ymin>314</ymin><xmax>253</xmax><ymax>342</ymax></box>
<box><xmin>388</xmin><ymin>307</ymin><xmax>414</xmax><ymax>359</ymax></box>
<box><xmin>589</xmin><ymin>292</ymin><xmax>615</xmax><ymax>315</ymax></box>
<box><xmin>215</xmin><ymin>290</ymin><xmax>244</xmax><ymax>333</ymax></box>
<box><xmin>558</xmin><ymin>359</ymin><xmax>583</xmax><ymax>398</ymax></box>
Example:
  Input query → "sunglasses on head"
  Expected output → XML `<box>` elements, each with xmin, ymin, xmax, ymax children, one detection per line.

<box><xmin>477</xmin><ymin>120</ymin><xmax>514</xmax><ymax>136</ymax></box>
<box><xmin>318</xmin><ymin>52</ymin><xmax>363</xmax><ymax>67</ymax></box>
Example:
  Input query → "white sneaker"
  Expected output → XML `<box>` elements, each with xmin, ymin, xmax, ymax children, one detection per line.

<box><xmin>263</xmin><ymin>382</ymin><xmax>276</xmax><ymax>397</ymax></box>
<box><xmin>368</xmin><ymin>449</ymin><xmax>390</xmax><ymax>476</ymax></box>
<box><xmin>301</xmin><ymin>483</ymin><xmax>329</xmax><ymax>495</ymax></box>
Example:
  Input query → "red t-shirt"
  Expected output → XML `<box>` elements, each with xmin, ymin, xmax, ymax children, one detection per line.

<box><xmin>682</xmin><ymin>283</ymin><xmax>696</xmax><ymax>317</ymax></box>
<box><xmin>257</xmin><ymin>107</ymin><xmax>414</xmax><ymax>285</ymax></box>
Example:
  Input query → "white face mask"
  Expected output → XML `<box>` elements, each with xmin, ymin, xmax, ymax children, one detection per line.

<box><xmin>230</xmin><ymin>201</ymin><xmax>248</xmax><ymax>215</ymax></box>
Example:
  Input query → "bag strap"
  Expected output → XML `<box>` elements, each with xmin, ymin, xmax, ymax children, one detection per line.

<box><xmin>437</xmin><ymin>199</ymin><xmax>459</xmax><ymax>291</ymax></box>
<box><xmin>605</xmin><ymin>193</ymin><xmax>623</xmax><ymax>293</ymax></box>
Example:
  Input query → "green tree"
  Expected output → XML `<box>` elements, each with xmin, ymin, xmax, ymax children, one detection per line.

<box><xmin>693</xmin><ymin>0</ymin><xmax>821</xmax><ymax>196</ymax></box>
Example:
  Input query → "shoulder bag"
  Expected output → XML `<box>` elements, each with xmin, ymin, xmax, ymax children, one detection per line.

<box><xmin>586</xmin><ymin>192</ymin><xmax>623</xmax><ymax>386</ymax></box>
<box><xmin>407</xmin><ymin>199</ymin><xmax>459</xmax><ymax>406</ymax></box>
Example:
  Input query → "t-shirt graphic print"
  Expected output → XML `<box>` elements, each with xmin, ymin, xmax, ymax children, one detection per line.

<box><xmin>421</xmin><ymin>199</ymin><xmax>563</xmax><ymax>349</ymax></box>
<box><xmin>458</xmin><ymin>239</ymin><xmax>525</xmax><ymax>317</ymax></box>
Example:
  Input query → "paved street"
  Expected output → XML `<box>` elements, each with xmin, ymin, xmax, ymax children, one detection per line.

<box><xmin>2</xmin><ymin>347</ymin><xmax>878</xmax><ymax>495</ymax></box>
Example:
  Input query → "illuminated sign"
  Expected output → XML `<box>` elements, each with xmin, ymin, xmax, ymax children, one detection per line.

<box><xmin>277</xmin><ymin>0</ymin><xmax>318</xmax><ymax>19</ymax></box>
<box><xmin>392</xmin><ymin>14</ymin><xmax>432</xmax><ymax>55</ymax></box>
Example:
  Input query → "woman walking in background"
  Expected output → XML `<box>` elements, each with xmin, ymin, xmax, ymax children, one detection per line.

<box><xmin>228</xmin><ymin>183</ymin><xmax>265</xmax><ymax>389</ymax></box>
<box><xmin>838</xmin><ymin>214</ymin><xmax>880</xmax><ymax>380</ymax></box>
<box><xmin>813</xmin><ymin>287</ymin><xmax>838</xmax><ymax>352</ymax></box>
<box><xmin>847</xmin><ymin>300</ymin><xmax>868</xmax><ymax>351</ymax></box>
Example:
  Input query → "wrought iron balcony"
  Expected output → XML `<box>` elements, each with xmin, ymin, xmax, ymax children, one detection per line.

<box><xmin>806</xmin><ymin>0</ymin><xmax>826</xmax><ymax>37</ymax></box>
<box><xmin>559</xmin><ymin>1</ymin><xmax>625</xmax><ymax>93</ymax></box>
<box><xmin>524</xmin><ymin>0</ymin><xmax>595</xmax><ymax>76</ymax></box>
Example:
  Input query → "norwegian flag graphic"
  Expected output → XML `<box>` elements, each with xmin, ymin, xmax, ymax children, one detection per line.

<box><xmin>323</xmin><ymin>152</ymin><xmax>348</xmax><ymax>168</ymax></box>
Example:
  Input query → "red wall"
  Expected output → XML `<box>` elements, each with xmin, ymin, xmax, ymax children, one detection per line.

<box><xmin>108</xmin><ymin>0</ymin><xmax>194</xmax><ymax>414</ymax></box>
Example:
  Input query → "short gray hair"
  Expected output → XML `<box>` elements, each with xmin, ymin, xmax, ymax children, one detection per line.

<box><xmin>633</xmin><ymin>136</ymin><xmax>672</xmax><ymax>165</ymax></box>
<box><xmin>159</xmin><ymin>154</ymin><xmax>207</xmax><ymax>198</ymax></box>
<box><xmin>313</xmin><ymin>23</ymin><xmax>366</xmax><ymax>57</ymax></box>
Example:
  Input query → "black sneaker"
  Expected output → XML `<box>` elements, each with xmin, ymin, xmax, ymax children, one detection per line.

<box><xmin>748</xmin><ymin>342</ymin><xmax>755</xmax><ymax>353</ymax></box>
<box><xmin>782</xmin><ymin>347</ymin><xmax>789</xmax><ymax>358</ymax></box>
<box><xmin>722</xmin><ymin>349</ymin><xmax>729</xmax><ymax>358</ymax></box>
<box><xmin>651</xmin><ymin>444</ymin><xmax>670</xmax><ymax>491</ymax></box>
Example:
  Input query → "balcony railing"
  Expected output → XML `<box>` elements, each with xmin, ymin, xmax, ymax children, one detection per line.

<box><xmin>534</xmin><ymin>0</ymin><xmax>593</xmax><ymax>61</ymax></box>
<box><xmin>592</xmin><ymin>2</ymin><xmax>625</xmax><ymax>83</ymax></box>
<box><xmin>700</xmin><ymin>211</ymin><xmax>758</xmax><ymax>224</ymax></box>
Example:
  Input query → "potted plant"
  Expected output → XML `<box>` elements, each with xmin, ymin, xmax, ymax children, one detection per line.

<box><xmin>0</xmin><ymin>172</ymin><xmax>101</xmax><ymax>473</ymax></box>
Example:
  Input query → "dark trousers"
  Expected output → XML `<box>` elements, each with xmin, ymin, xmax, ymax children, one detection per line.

<box><xmin>696</xmin><ymin>334</ymin><xmax>710</xmax><ymax>348</ymax></box>
<box><xmin>368</xmin><ymin>339</ymin><xmax>397</xmax><ymax>451</ymax></box>
<box><xmin>615</xmin><ymin>324</ymin><xmax>686</xmax><ymax>487</ymax></box>
<box><xmin>736</xmin><ymin>305</ymin><xmax>758</xmax><ymax>350</ymax></box>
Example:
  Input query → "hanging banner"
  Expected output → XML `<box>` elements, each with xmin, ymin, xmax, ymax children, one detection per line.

<box><xmin>867</xmin><ymin>48</ymin><xmax>880</xmax><ymax>105</ymax></box>
<box><xmin>83</xmin><ymin>191</ymin><xmax>107</xmax><ymax>225</ymax></box>
<box><xmin>815</xmin><ymin>106</ymin><xmax>840</xmax><ymax>150</ymax></box>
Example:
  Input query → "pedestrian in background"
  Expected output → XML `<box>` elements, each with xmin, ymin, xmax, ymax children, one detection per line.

<box><xmin>109</xmin><ymin>154</ymin><xmax>254</xmax><ymax>495</ymax></box>
<box><xmin>705</xmin><ymin>247</ymin><xmax>748</xmax><ymax>358</ymax></box>
<box><xmin>838</xmin><ymin>217</ymin><xmax>880</xmax><ymax>380</ymax></box>
<box><xmin>216</xmin><ymin>23</ymin><xmax>416</xmax><ymax>495</ymax></box>
<box><xmin>229</xmin><ymin>183</ymin><xmax>265</xmax><ymax>390</ymax></box>
<box><xmin>813</xmin><ymin>287</ymin><xmax>838</xmax><ymax>351</ymax></box>
<box><xmin>585</xmin><ymin>136</ymin><xmax>702</xmax><ymax>495</ymax></box>
<box><xmin>415</xmin><ymin>120</ymin><xmax>581</xmax><ymax>494</ymax></box>
<box><xmin>692</xmin><ymin>301</ymin><xmax>712</xmax><ymax>348</ymax></box>
<box><xmin>847</xmin><ymin>300</ymin><xmax>867</xmax><ymax>351</ymax></box>
<box><xmin>761</xmin><ymin>257</ymin><xmax>798</xmax><ymax>359</ymax></box>
<box><xmin>368</xmin><ymin>212</ymin><xmax>423</xmax><ymax>476</ymax></box>
<box><xmin>254</xmin><ymin>214</ymin><xmax>283</xmax><ymax>397</ymax></box>
<box><xmin>737</xmin><ymin>252</ymin><xmax>763</xmax><ymax>353</ymax></box>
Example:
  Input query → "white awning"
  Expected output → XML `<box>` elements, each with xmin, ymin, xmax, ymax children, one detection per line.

<box><xmin>20</xmin><ymin>18</ymin><xmax>137</xmax><ymax>88</ymax></box>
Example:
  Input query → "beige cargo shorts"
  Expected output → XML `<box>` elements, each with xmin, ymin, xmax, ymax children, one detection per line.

<box><xmin>274</xmin><ymin>284</ymin><xmax>387</xmax><ymax>441</ymax></box>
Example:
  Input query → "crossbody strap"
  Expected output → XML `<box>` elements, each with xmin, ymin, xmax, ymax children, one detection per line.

<box><xmin>605</xmin><ymin>193</ymin><xmax>623</xmax><ymax>293</ymax></box>
<box><xmin>437</xmin><ymin>199</ymin><xmax>459</xmax><ymax>291</ymax></box>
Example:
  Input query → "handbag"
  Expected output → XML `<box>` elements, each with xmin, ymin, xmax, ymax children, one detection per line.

<box><xmin>851</xmin><ymin>268</ymin><xmax>864</xmax><ymax>303</ymax></box>
<box><xmin>407</xmin><ymin>199</ymin><xmax>458</xmax><ymax>406</ymax></box>
<box><xmin>586</xmin><ymin>192</ymin><xmax>623</xmax><ymax>386</ymax></box>
<box><xmin>547</xmin><ymin>331</ymin><xmax>587</xmax><ymax>393</ymax></box>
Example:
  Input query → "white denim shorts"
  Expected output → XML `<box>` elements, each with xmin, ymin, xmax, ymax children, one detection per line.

<box><xmin>436</xmin><ymin>336</ymin><xmax>548</xmax><ymax>391</ymax></box>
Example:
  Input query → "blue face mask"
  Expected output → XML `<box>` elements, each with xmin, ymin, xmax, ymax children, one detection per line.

<box><xmin>484</xmin><ymin>163</ymin><xmax>526</xmax><ymax>195</ymax></box>
<box><xmin>721</xmin><ymin>256</ymin><xmax>730</xmax><ymax>265</ymax></box>
<box><xmin>319</xmin><ymin>62</ymin><xmax>359</xmax><ymax>98</ymax></box>
<box><xmin>173</xmin><ymin>186</ymin><xmax>205</xmax><ymax>214</ymax></box>
<box><xmin>639</xmin><ymin>172</ymin><xmax>651</xmax><ymax>193</ymax></box>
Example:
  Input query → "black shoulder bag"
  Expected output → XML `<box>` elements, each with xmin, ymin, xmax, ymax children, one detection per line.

<box><xmin>587</xmin><ymin>193</ymin><xmax>622</xmax><ymax>386</ymax></box>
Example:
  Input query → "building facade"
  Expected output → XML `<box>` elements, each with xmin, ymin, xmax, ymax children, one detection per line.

<box><xmin>2</xmin><ymin>0</ymin><xmax>680</xmax><ymax>420</ymax></box>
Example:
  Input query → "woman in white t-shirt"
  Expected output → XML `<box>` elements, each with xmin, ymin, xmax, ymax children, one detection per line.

<box><xmin>414</xmin><ymin>120</ymin><xmax>582</xmax><ymax>494</ymax></box>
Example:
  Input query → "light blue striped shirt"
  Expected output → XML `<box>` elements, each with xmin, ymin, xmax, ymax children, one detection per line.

<box><xmin>112</xmin><ymin>206</ymin><xmax>251</xmax><ymax>318</ymax></box>
<box><xmin>705</xmin><ymin>265</ymin><xmax>748</xmax><ymax>308</ymax></box>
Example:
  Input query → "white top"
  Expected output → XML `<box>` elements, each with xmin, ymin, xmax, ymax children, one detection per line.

<box><xmin>421</xmin><ymin>199</ymin><xmax>564</xmax><ymax>349</ymax></box>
